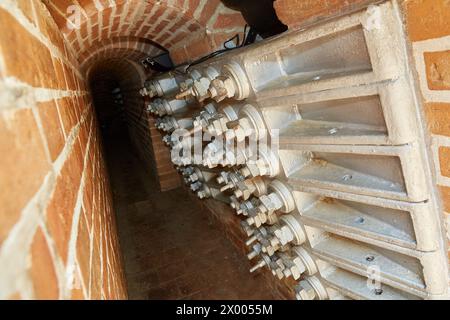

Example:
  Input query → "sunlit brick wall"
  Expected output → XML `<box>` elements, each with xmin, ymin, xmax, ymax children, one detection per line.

<box><xmin>401</xmin><ymin>0</ymin><xmax>450</xmax><ymax>262</ymax></box>
<box><xmin>0</xmin><ymin>1</ymin><xmax>127</xmax><ymax>299</ymax></box>
<box><xmin>274</xmin><ymin>0</ymin><xmax>381</xmax><ymax>29</ymax></box>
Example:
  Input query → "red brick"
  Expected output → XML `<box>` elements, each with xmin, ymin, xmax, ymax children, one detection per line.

<box><xmin>17</xmin><ymin>0</ymin><xmax>36</xmax><ymax>26</ymax></box>
<box><xmin>44</xmin><ymin>3</ymin><xmax>68</xmax><ymax>31</ymax></box>
<box><xmin>403</xmin><ymin>0</ymin><xmax>450</xmax><ymax>42</ymax></box>
<box><xmin>30</xmin><ymin>228</ymin><xmax>59</xmax><ymax>299</ymax></box>
<box><xmin>7</xmin><ymin>292</ymin><xmax>22</xmax><ymax>300</ymax></box>
<box><xmin>199</xmin><ymin>0</ymin><xmax>221</xmax><ymax>25</ymax></box>
<box><xmin>38</xmin><ymin>100</ymin><xmax>66</xmax><ymax>162</ymax></box>
<box><xmin>439</xmin><ymin>147</ymin><xmax>450</xmax><ymax>178</ymax></box>
<box><xmin>439</xmin><ymin>185</ymin><xmax>450</xmax><ymax>213</ymax></box>
<box><xmin>34</xmin><ymin>1</ymin><xmax>66</xmax><ymax>52</ymax></box>
<box><xmin>76</xmin><ymin>210</ymin><xmax>91</xmax><ymax>290</ymax></box>
<box><xmin>0</xmin><ymin>9</ymin><xmax>57</xmax><ymax>88</ymax></box>
<box><xmin>46</xmin><ymin>140</ymin><xmax>84</xmax><ymax>264</ymax></box>
<box><xmin>213</xmin><ymin>13</ymin><xmax>246</xmax><ymax>29</ymax></box>
<box><xmin>424</xmin><ymin>51</ymin><xmax>450</xmax><ymax>91</ymax></box>
<box><xmin>424</xmin><ymin>103</ymin><xmax>450</xmax><ymax>137</ymax></box>
<box><xmin>57</xmin><ymin>96</ymin><xmax>79</xmax><ymax>136</ymax></box>
<box><xmin>70</xmin><ymin>268</ymin><xmax>85</xmax><ymax>300</ymax></box>
<box><xmin>274</xmin><ymin>0</ymin><xmax>375</xmax><ymax>29</ymax></box>
<box><xmin>184</xmin><ymin>35</ymin><xmax>213</xmax><ymax>61</ymax></box>
<box><xmin>0</xmin><ymin>109</ymin><xmax>50</xmax><ymax>245</ymax></box>
<box><xmin>90</xmin><ymin>234</ymin><xmax>102</xmax><ymax>300</ymax></box>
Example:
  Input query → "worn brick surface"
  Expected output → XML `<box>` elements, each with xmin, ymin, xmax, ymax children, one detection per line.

<box><xmin>439</xmin><ymin>147</ymin><xmax>450</xmax><ymax>178</ymax></box>
<box><xmin>30</xmin><ymin>228</ymin><xmax>59</xmax><ymax>300</ymax></box>
<box><xmin>0</xmin><ymin>1</ymin><xmax>126</xmax><ymax>300</ymax></box>
<box><xmin>38</xmin><ymin>100</ymin><xmax>66</xmax><ymax>162</ymax></box>
<box><xmin>401</xmin><ymin>0</ymin><xmax>450</xmax><ymax>263</ymax></box>
<box><xmin>424</xmin><ymin>50</ymin><xmax>450</xmax><ymax>91</ymax></box>
<box><xmin>0</xmin><ymin>109</ymin><xmax>50</xmax><ymax>245</ymax></box>
<box><xmin>403</xmin><ymin>0</ymin><xmax>450</xmax><ymax>42</ymax></box>
<box><xmin>0</xmin><ymin>9</ymin><xmax>57</xmax><ymax>88</ymax></box>
<box><xmin>273</xmin><ymin>0</ymin><xmax>378</xmax><ymax>30</ymax></box>
<box><xmin>424</xmin><ymin>103</ymin><xmax>450</xmax><ymax>137</ymax></box>
<box><xmin>46</xmin><ymin>141</ymin><xmax>83</xmax><ymax>264</ymax></box>
<box><xmin>439</xmin><ymin>186</ymin><xmax>450</xmax><ymax>213</ymax></box>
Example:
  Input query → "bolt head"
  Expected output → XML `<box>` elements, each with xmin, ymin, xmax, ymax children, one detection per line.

<box><xmin>295</xmin><ymin>280</ymin><xmax>316</xmax><ymax>300</ymax></box>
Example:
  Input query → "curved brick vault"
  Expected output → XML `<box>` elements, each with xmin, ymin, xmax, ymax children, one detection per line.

<box><xmin>45</xmin><ymin>0</ymin><xmax>248</xmax><ymax>193</ymax></box>
<box><xmin>44</xmin><ymin>0</ymin><xmax>248</xmax><ymax>193</ymax></box>
<box><xmin>44</xmin><ymin>0</ymin><xmax>247</xmax><ymax>69</ymax></box>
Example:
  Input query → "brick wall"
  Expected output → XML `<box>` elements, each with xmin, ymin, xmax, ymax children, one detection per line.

<box><xmin>89</xmin><ymin>58</ymin><xmax>183</xmax><ymax>191</ymax></box>
<box><xmin>274</xmin><ymin>0</ymin><xmax>383</xmax><ymax>30</ymax></box>
<box><xmin>401</xmin><ymin>0</ymin><xmax>450</xmax><ymax>259</ymax></box>
<box><xmin>0</xmin><ymin>0</ymin><xmax>247</xmax><ymax>299</ymax></box>
<box><xmin>0</xmin><ymin>1</ymin><xmax>126</xmax><ymax>299</ymax></box>
<box><xmin>43</xmin><ymin>0</ymin><xmax>246</xmax><ymax>192</ymax></box>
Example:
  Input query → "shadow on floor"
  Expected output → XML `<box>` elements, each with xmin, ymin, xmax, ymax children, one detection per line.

<box><xmin>103</xmin><ymin>131</ymin><xmax>276</xmax><ymax>300</ymax></box>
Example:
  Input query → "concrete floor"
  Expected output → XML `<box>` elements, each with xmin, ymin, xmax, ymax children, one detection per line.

<box><xmin>103</xmin><ymin>129</ymin><xmax>276</xmax><ymax>300</ymax></box>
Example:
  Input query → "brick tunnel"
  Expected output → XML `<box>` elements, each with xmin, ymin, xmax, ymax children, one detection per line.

<box><xmin>0</xmin><ymin>0</ymin><xmax>449</xmax><ymax>300</ymax></box>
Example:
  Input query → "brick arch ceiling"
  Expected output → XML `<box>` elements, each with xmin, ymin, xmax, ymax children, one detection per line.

<box><xmin>87</xmin><ymin>57</ymin><xmax>145</xmax><ymax>119</ymax></box>
<box><xmin>81</xmin><ymin>36</ymin><xmax>164</xmax><ymax>76</ymax></box>
<box><xmin>44</xmin><ymin>0</ymin><xmax>246</xmax><ymax>72</ymax></box>
<box><xmin>87</xmin><ymin>57</ymin><xmax>144</xmax><ymax>86</ymax></box>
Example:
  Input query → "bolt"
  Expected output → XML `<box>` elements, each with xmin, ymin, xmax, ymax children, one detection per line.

<box><xmin>245</xmin><ymin>235</ymin><xmax>257</xmax><ymax>246</ymax></box>
<box><xmin>234</xmin><ymin>189</ymin><xmax>244</xmax><ymax>198</ymax></box>
<box><xmin>342</xmin><ymin>174</ymin><xmax>352</xmax><ymax>181</ymax></box>
<box><xmin>220</xmin><ymin>183</ymin><xmax>233</xmax><ymax>192</ymax></box>
<box><xmin>355</xmin><ymin>217</ymin><xmax>365</xmax><ymax>224</ymax></box>
<box><xmin>175</xmin><ymin>88</ymin><xmax>193</xmax><ymax>100</ymax></box>
<box><xmin>247</xmin><ymin>250</ymin><xmax>258</xmax><ymax>260</ymax></box>
<box><xmin>197</xmin><ymin>191</ymin><xmax>206</xmax><ymax>199</ymax></box>
<box><xmin>190</xmin><ymin>173</ymin><xmax>200</xmax><ymax>183</ymax></box>
<box><xmin>295</xmin><ymin>280</ymin><xmax>316</xmax><ymax>300</ymax></box>
<box><xmin>240</xmin><ymin>167</ymin><xmax>251</xmax><ymax>178</ymax></box>
<box><xmin>241</xmin><ymin>221</ymin><xmax>254</xmax><ymax>236</ymax></box>
<box><xmin>328</xmin><ymin>128</ymin><xmax>338</xmax><ymax>135</ymax></box>
<box><xmin>250</xmin><ymin>259</ymin><xmax>266</xmax><ymax>273</ymax></box>
<box><xmin>283</xmin><ymin>269</ymin><xmax>291</xmax><ymax>278</ymax></box>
